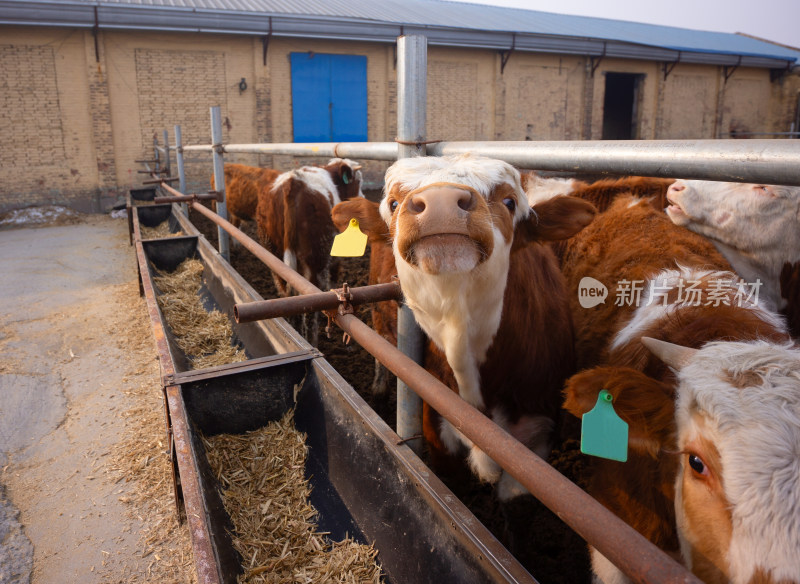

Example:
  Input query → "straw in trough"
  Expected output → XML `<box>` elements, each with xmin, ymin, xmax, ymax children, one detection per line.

<box><xmin>141</xmin><ymin>221</ymin><xmax>184</xmax><ymax>239</ymax></box>
<box><xmin>153</xmin><ymin>258</ymin><xmax>247</xmax><ymax>369</ymax></box>
<box><xmin>204</xmin><ymin>412</ymin><xmax>384</xmax><ymax>584</ymax></box>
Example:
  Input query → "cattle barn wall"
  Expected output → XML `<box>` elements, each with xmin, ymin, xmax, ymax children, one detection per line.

<box><xmin>1</xmin><ymin>24</ymin><xmax>798</xmax><ymax>213</ymax></box>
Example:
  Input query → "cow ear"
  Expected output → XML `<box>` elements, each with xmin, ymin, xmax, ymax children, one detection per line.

<box><xmin>341</xmin><ymin>165</ymin><xmax>353</xmax><ymax>185</ymax></box>
<box><xmin>563</xmin><ymin>366</ymin><xmax>676</xmax><ymax>458</ymax></box>
<box><xmin>520</xmin><ymin>196</ymin><xmax>596</xmax><ymax>243</ymax></box>
<box><xmin>331</xmin><ymin>199</ymin><xmax>389</xmax><ymax>243</ymax></box>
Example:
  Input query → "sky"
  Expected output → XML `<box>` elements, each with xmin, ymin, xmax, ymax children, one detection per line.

<box><xmin>453</xmin><ymin>0</ymin><xmax>800</xmax><ymax>49</ymax></box>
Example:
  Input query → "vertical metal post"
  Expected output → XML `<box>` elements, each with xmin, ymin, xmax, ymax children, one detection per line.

<box><xmin>174</xmin><ymin>124</ymin><xmax>188</xmax><ymax>215</ymax></box>
<box><xmin>162</xmin><ymin>129</ymin><xmax>171</xmax><ymax>178</ymax></box>
<box><xmin>395</xmin><ymin>34</ymin><xmax>427</xmax><ymax>455</ymax></box>
<box><xmin>153</xmin><ymin>134</ymin><xmax>160</xmax><ymax>175</ymax></box>
<box><xmin>210</xmin><ymin>106</ymin><xmax>230</xmax><ymax>262</ymax></box>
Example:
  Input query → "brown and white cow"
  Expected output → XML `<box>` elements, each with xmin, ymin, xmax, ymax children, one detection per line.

<box><xmin>665</xmin><ymin>180</ymin><xmax>800</xmax><ymax>313</ymax></box>
<box><xmin>255</xmin><ymin>158</ymin><xmax>363</xmax><ymax>342</ymax></box>
<box><xmin>212</xmin><ymin>163</ymin><xmax>279</xmax><ymax>229</ymax></box>
<box><xmin>559</xmin><ymin>194</ymin><xmax>796</xmax><ymax>583</ymax></box>
<box><xmin>256</xmin><ymin>158</ymin><xmax>363</xmax><ymax>293</ymax></box>
<box><xmin>377</xmin><ymin>153</ymin><xmax>595</xmax><ymax>498</ymax></box>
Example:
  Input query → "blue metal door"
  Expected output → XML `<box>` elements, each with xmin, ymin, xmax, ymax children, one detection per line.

<box><xmin>290</xmin><ymin>52</ymin><xmax>367</xmax><ymax>142</ymax></box>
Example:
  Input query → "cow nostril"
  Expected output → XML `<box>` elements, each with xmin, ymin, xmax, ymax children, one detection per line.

<box><xmin>458</xmin><ymin>191</ymin><xmax>475</xmax><ymax>212</ymax></box>
<box><xmin>408</xmin><ymin>196</ymin><xmax>426</xmax><ymax>214</ymax></box>
<box><xmin>670</xmin><ymin>183</ymin><xmax>686</xmax><ymax>193</ymax></box>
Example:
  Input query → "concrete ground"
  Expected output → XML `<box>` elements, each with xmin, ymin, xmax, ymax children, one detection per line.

<box><xmin>0</xmin><ymin>213</ymin><xmax>192</xmax><ymax>583</ymax></box>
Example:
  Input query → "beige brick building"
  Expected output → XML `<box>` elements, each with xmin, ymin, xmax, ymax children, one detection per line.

<box><xmin>1</xmin><ymin>0</ymin><xmax>798</xmax><ymax>213</ymax></box>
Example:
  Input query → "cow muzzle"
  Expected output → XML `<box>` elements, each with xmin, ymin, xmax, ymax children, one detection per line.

<box><xmin>396</xmin><ymin>182</ymin><xmax>493</xmax><ymax>274</ymax></box>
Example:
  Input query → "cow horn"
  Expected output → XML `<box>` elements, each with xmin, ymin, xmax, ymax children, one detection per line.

<box><xmin>641</xmin><ymin>337</ymin><xmax>698</xmax><ymax>370</ymax></box>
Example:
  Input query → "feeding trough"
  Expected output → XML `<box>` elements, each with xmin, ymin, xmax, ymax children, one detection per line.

<box><xmin>134</xmin><ymin>203</ymin><xmax>537</xmax><ymax>584</ymax></box>
<box><xmin>126</xmin><ymin>186</ymin><xmax>158</xmax><ymax>244</ymax></box>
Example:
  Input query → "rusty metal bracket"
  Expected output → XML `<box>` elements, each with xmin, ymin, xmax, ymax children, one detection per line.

<box><xmin>212</xmin><ymin>143</ymin><xmax>226</xmax><ymax>155</ymax></box>
<box><xmin>590</xmin><ymin>42</ymin><xmax>607</xmax><ymax>77</ymax></box>
<box><xmin>724</xmin><ymin>55</ymin><xmax>743</xmax><ymax>83</ymax></box>
<box><xmin>663</xmin><ymin>51</ymin><xmax>681</xmax><ymax>80</ymax></box>
<box><xmin>334</xmin><ymin>282</ymin><xmax>354</xmax><ymax>315</ymax></box>
<box><xmin>499</xmin><ymin>32</ymin><xmax>516</xmax><ymax>75</ymax></box>
<box><xmin>92</xmin><ymin>6</ymin><xmax>100</xmax><ymax>63</ymax></box>
<box><xmin>324</xmin><ymin>282</ymin><xmax>355</xmax><ymax>341</ymax></box>
<box><xmin>262</xmin><ymin>16</ymin><xmax>272</xmax><ymax>66</ymax></box>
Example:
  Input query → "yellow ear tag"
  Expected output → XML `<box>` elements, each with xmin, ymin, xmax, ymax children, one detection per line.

<box><xmin>330</xmin><ymin>218</ymin><xmax>368</xmax><ymax>257</ymax></box>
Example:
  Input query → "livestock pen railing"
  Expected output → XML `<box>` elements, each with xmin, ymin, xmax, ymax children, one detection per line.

<box><xmin>142</xmin><ymin>34</ymin><xmax>800</xmax><ymax>584</ymax></box>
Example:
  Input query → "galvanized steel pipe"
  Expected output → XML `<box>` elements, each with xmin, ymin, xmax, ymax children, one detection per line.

<box><xmin>210</xmin><ymin>106</ymin><xmax>230</xmax><ymax>262</ymax></box>
<box><xmin>428</xmin><ymin>139</ymin><xmax>800</xmax><ymax>186</ymax></box>
<box><xmin>182</xmin><ymin>141</ymin><xmax>399</xmax><ymax>161</ymax></box>
<box><xmin>182</xmin><ymin>139</ymin><xmax>800</xmax><ymax>185</ymax></box>
<box><xmin>395</xmin><ymin>34</ymin><xmax>428</xmax><ymax>455</ymax></box>
<box><xmin>174</xmin><ymin>124</ymin><xmax>188</xmax><ymax>215</ymax></box>
<box><xmin>192</xmin><ymin>199</ymin><xmax>699</xmax><ymax>584</ymax></box>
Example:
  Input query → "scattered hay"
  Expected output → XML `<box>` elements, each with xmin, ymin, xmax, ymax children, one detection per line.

<box><xmin>106</xmin><ymin>280</ymin><xmax>196</xmax><ymax>584</ymax></box>
<box><xmin>153</xmin><ymin>258</ymin><xmax>247</xmax><ymax>369</ymax></box>
<box><xmin>141</xmin><ymin>221</ymin><xmax>184</xmax><ymax>239</ymax></box>
<box><xmin>204</xmin><ymin>413</ymin><xmax>383</xmax><ymax>584</ymax></box>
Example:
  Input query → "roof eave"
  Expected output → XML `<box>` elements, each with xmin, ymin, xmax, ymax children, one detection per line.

<box><xmin>0</xmin><ymin>0</ymin><xmax>793</xmax><ymax>69</ymax></box>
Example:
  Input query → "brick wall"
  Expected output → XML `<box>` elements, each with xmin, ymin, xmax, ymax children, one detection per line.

<box><xmin>0</xmin><ymin>24</ymin><xmax>794</xmax><ymax>214</ymax></box>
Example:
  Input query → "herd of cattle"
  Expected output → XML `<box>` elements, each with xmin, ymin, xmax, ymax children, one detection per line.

<box><xmin>214</xmin><ymin>155</ymin><xmax>800</xmax><ymax>584</ymax></box>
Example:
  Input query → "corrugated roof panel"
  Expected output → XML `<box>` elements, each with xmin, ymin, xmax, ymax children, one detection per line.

<box><xmin>3</xmin><ymin>0</ymin><xmax>798</xmax><ymax>64</ymax></box>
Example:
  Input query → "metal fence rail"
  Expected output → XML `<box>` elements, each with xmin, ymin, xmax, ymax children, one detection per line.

<box><xmin>181</xmin><ymin>138</ymin><xmax>800</xmax><ymax>185</ymax></box>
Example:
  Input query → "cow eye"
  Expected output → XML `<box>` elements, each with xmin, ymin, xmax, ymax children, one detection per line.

<box><xmin>688</xmin><ymin>453</ymin><xmax>708</xmax><ymax>476</ymax></box>
<box><xmin>390</xmin><ymin>200</ymin><xmax>399</xmax><ymax>213</ymax></box>
<box><xmin>502</xmin><ymin>197</ymin><xmax>516</xmax><ymax>213</ymax></box>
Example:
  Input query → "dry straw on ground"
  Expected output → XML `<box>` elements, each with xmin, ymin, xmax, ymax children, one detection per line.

<box><xmin>204</xmin><ymin>413</ymin><xmax>383</xmax><ymax>584</ymax></box>
<box><xmin>153</xmin><ymin>258</ymin><xmax>247</xmax><ymax>369</ymax></box>
<box><xmin>106</xmin><ymin>280</ymin><xmax>196</xmax><ymax>583</ymax></box>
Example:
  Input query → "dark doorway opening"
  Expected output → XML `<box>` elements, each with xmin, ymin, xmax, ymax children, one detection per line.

<box><xmin>602</xmin><ymin>73</ymin><xmax>644</xmax><ymax>139</ymax></box>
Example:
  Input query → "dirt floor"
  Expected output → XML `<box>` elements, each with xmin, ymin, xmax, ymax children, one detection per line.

<box><xmin>188</xmin><ymin>202</ymin><xmax>593</xmax><ymax>584</ymax></box>
<box><xmin>0</xmin><ymin>209</ymin><xmax>194</xmax><ymax>584</ymax></box>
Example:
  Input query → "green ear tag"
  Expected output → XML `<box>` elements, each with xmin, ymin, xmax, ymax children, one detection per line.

<box><xmin>580</xmin><ymin>390</ymin><xmax>628</xmax><ymax>462</ymax></box>
<box><xmin>330</xmin><ymin>218</ymin><xmax>368</xmax><ymax>257</ymax></box>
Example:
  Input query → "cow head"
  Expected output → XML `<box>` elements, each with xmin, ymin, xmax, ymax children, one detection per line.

<box><xmin>666</xmin><ymin>180</ymin><xmax>800</xmax><ymax>309</ymax></box>
<box><xmin>645</xmin><ymin>337</ymin><xmax>800</xmax><ymax>584</ymax></box>
<box><xmin>331</xmin><ymin>198</ymin><xmax>388</xmax><ymax>245</ymax></box>
<box><xmin>325</xmin><ymin>158</ymin><xmax>365</xmax><ymax>202</ymax></box>
<box><xmin>379</xmin><ymin>154</ymin><xmax>595</xmax><ymax>276</ymax></box>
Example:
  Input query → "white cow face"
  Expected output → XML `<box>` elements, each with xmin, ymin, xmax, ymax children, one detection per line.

<box><xmin>666</xmin><ymin>180</ymin><xmax>800</xmax><ymax>257</ymax></box>
<box><xmin>380</xmin><ymin>154</ymin><xmax>529</xmax><ymax>276</ymax></box>
<box><xmin>666</xmin><ymin>340</ymin><xmax>800</xmax><ymax>584</ymax></box>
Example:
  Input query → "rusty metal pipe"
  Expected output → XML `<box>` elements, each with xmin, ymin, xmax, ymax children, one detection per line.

<box><xmin>234</xmin><ymin>282</ymin><xmax>402</xmax><ymax>322</ymax></box>
<box><xmin>142</xmin><ymin>177</ymin><xmax>179</xmax><ymax>185</ymax></box>
<box><xmin>189</xmin><ymin>201</ymin><xmax>320</xmax><ymax>296</ymax></box>
<box><xmin>154</xmin><ymin>193</ymin><xmax>220</xmax><ymax>204</ymax></box>
<box><xmin>187</xmin><ymin>195</ymin><xmax>699</xmax><ymax>583</ymax></box>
